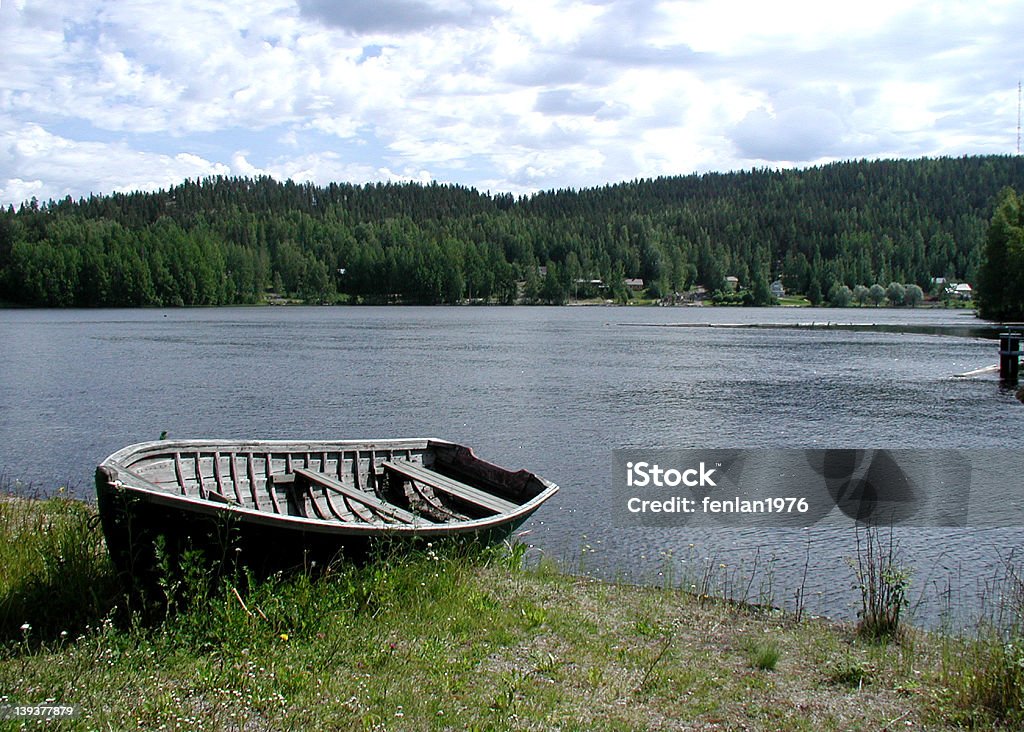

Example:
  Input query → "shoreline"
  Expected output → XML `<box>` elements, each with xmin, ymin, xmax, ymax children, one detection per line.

<box><xmin>0</xmin><ymin>297</ymin><xmax>981</xmax><ymax>311</ymax></box>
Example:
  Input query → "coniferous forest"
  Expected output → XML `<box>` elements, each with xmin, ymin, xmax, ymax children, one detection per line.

<box><xmin>2</xmin><ymin>155</ymin><xmax>1024</xmax><ymax>314</ymax></box>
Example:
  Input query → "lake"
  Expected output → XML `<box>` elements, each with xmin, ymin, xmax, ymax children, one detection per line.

<box><xmin>1</xmin><ymin>304</ymin><xmax>1021</xmax><ymax>627</ymax></box>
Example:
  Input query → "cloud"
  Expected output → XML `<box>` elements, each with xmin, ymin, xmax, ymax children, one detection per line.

<box><xmin>534</xmin><ymin>89</ymin><xmax>604</xmax><ymax>117</ymax></box>
<box><xmin>0</xmin><ymin>123</ymin><xmax>230</xmax><ymax>203</ymax></box>
<box><xmin>1</xmin><ymin>0</ymin><xmax>1022</xmax><ymax>205</ymax></box>
<box><xmin>726</xmin><ymin>85</ymin><xmax>866</xmax><ymax>163</ymax></box>
<box><xmin>297</xmin><ymin>0</ymin><xmax>498</xmax><ymax>33</ymax></box>
<box><xmin>0</xmin><ymin>179</ymin><xmax>45</xmax><ymax>208</ymax></box>
<box><xmin>571</xmin><ymin>1</ymin><xmax>704</xmax><ymax>70</ymax></box>
<box><xmin>730</xmin><ymin>104</ymin><xmax>846</xmax><ymax>163</ymax></box>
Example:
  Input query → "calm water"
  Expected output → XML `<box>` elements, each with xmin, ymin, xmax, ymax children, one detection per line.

<box><xmin>1</xmin><ymin>305</ymin><xmax>1021</xmax><ymax>626</ymax></box>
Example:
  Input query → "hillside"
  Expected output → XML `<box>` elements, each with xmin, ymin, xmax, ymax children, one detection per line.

<box><xmin>2</xmin><ymin>156</ymin><xmax>1023</xmax><ymax>308</ymax></box>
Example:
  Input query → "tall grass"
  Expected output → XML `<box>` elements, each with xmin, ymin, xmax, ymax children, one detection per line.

<box><xmin>0</xmin><ymin>484</ymin><xmax>510</xmax><ymax>648</ymax></box>
<box><xmin>0</xmin><ymin>490</ymin><xmax>119</xmax><ymax>645</ymax></box>
<box><xmin>937</xmin><ymin>556</ymin><xmax>1024</xmax><ymax>726</ymax></box>
<box><xmin>744</xmin><ymin>638</ymin><xmax>781</xmax><ymax>671</ymax></box>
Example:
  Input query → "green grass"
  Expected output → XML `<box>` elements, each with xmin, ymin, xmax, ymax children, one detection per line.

<box><xmin>0</xmin><ymin>496</ymin><xmax>1022</xmax><ymax>729</ymax></box>
<box><xmin>744</xmin><ymin>638</ymin><xmax>782</xmax><ymax>671</ymax></box>
<box><xmin>0</xmin><ymin>493</ymin><xmax>119</xmax><ymax>641</ymax></box>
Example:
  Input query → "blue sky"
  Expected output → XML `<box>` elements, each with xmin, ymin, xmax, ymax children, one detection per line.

<box><xmin>1</xmin><ymin>0</ymin><xmax>1021</xmax><ymax>206</ymax></box>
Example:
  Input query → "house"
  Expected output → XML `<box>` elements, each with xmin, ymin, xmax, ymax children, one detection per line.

<box><xmin>953</xmin><ymin>283</ymin><xmax>973</xmax><ymax>300</ymax></box>
<box><xmin>770</xmin><ymin>279</ymin><xmax>785</xmax><ymax>298</ymax></box>
<box><xmin>944</xmin><ymin>282</ymin><xmax>973</xmax><ymax>300</ymax></box>
<box><xmin>724</xmin><ymin>276</ymin><xmax>739</xmax><ymax>292</ymax></box>
<box><xmin>624</xmin><ymin>278</ymin><xmax>645</xmax><ymax>292</ymax></box>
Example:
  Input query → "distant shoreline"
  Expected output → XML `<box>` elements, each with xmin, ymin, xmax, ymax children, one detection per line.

<box><xmin>0</xmin><ymin>298</ymin><xmax>981</xmax><ymax>312</ymax></box>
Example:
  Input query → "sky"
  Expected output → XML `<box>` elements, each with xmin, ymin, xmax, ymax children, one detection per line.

<box><xmin>0</xmin><ymin>0</ymin><xmax>1021</xmax><ymax>207</ymax></box>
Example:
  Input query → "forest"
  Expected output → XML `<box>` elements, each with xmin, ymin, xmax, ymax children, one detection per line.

<box><xmin>2</xmin><ymin>155</ymin><xmax>1024</xmax><ymax>312</ymax></box>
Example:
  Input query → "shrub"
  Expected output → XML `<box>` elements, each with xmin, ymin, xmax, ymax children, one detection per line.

<box><xmin>850</xmin><ymin>527</ymin><xmax>910</xmax><ymax>641</ymax></box>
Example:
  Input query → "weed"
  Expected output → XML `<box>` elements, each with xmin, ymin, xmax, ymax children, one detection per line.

<box><xmin>519</xmin><ymin>602</ymin><xmax>547</xmax><ymax>629</ymax></box>
<box><xmin>491</xmin><ymin>670</ymin><xmax>526</xmax><ymax>714</ymax></box>
<box><xmin>532</xmin><ymin>651</ymin><xmax>563</xmax><ymax>680</ymax></box>
<box><xmin>633</xmin><ymin>617</ymin><xmax>661</xmax><ymax>638</ymax></box>
<box><xmin>850</xmin><ymin>526</ymin><xmax>910</xmax><ymax>641</ymax></box>
<box><xmin>828</xmin><ymin>657</ymin><xmax>871</xmax><ymax>688</ymax></box>
<box><xmin>491</xmin><ymin>538</ymin><xmax>528</xmax><ymax>571</ymax></box>
<box><xmin>634</xmin><ymin>634</ymin><xmax>673</xmax><ymax>695</ymax></box>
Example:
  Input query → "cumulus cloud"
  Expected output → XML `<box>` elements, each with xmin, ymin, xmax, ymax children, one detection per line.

<box><xmin>726</xmin><ymin>86</ymin><xmax>866</xmax><ymax>163</ymax></box>
<box><xmin>730</xmin><ymin>105</ymin><xmax>846</xmax><ymax>163</ymax></box>
<box><xmin>0</xmin><ymin>0</ymin><xmax>1021</xmax><ymax>205</ymax></box>
<box><xmin>0</xmin><ymin>123</ymin><xmax>230</xmax><ymax>203</ymax></box>
<box><xmin>0</xmin><ymin>179</ymin><xmax>45</xmax><ymax>208</ymax></box>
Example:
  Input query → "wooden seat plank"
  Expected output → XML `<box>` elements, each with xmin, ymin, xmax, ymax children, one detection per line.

<box><xmin>380</xmin><ymin>460</ymin><xmax>517</xmax><ymax>515</ymax></box>
<box><xmin>293</xmin><ymin>468</ymin><xmax>420</xmax><ymax>524</ymax></box>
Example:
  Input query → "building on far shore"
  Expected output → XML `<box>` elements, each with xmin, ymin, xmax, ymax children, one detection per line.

<box><xmin>624</xmin><ymin>278</ymin><xmax>645</xmax><ymax>292</ymax></box>
<box><xmin>940</xmin><ymin>281</ymin><xmax>973</xmax><ymax>300</ymax></box>
<box><xmin>952</xmin><ymin>282</ymin><xmax>973</xmax><ymax>300</ymax></box>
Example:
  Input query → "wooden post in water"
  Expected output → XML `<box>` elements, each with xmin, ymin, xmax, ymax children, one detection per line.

<box><xmin>999</xmin><ymin>332</ymin><xmax>1021</xmax><ymax>383</ymax></box>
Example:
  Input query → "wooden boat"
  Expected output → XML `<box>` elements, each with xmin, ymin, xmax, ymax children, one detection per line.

<box><xmin>96</xmin><ymin>438</ymin><xmax>558</xmax><ymax>576</ymax></box>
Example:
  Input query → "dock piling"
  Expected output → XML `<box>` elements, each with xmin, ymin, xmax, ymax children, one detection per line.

<box><xmin>999</xmin><ymin>332</ymin><xmax>1022</xmax><ymax>383</ymax></box>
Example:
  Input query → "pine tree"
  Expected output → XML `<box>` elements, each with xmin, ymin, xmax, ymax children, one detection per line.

<box><xmin>977</xmin><ymin>187</ymin><xmax>1024</xmax><ymax>321</ymax></box>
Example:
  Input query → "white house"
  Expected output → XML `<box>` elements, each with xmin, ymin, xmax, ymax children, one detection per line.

<box><xmin>953</xmin><ymin>283</ymin><xmax>973</xmax><ymax>300</ymax></box>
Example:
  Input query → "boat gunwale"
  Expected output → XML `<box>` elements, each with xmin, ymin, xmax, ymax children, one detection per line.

<box><xmin>101</xmin><ymin>437</ymin><xmax>448</xmax><ymax>466</ymax></box>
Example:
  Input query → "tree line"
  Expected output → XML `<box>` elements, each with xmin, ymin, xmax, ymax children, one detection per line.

<box><xmin>2</xmin><ymin>155</ymin><xmax>1024</xmax><ymax>314</ymax></box>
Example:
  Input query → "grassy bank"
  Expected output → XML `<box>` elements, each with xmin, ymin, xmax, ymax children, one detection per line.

<box><xmin>1</xmin><ymin>497</ymin><xmax>1022</xmax><ymax>730</ymax></box>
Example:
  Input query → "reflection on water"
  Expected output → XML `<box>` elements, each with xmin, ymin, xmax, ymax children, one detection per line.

<box><xmin>0</xmin><ymin>305</ymin><xmax>1021</xmax><ymax>627</ymax></box>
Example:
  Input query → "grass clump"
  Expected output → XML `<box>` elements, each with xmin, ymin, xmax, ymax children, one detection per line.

<box><xmin>744</xmin><ymin>637</ymin><xmax>781</xmax><ymax>671</ymax></box>
<box><xmin>952</xmin><ymin>635</ymin><xmax>1024</xmax><ymax>724</ymax></box>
